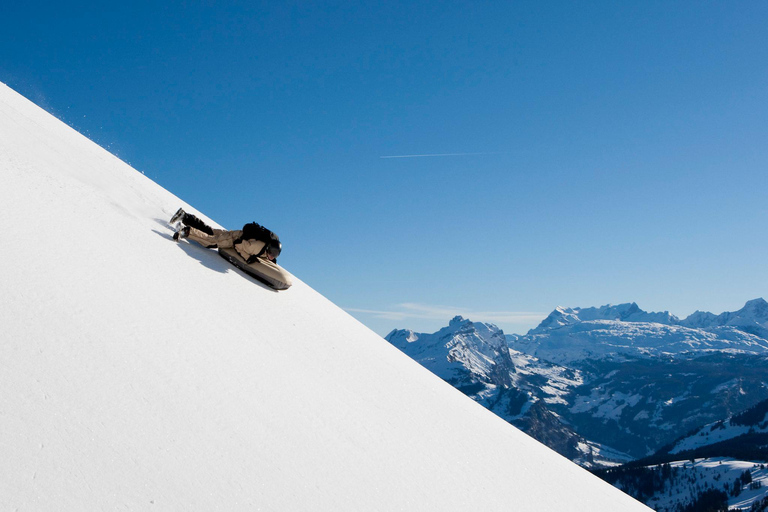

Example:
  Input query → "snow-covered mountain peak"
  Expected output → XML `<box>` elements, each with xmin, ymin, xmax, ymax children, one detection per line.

<box><xmin>513</xmin><ymin>299</ymin><xmax>768</xmax><ymax>365</ymax></box>
<box><xmin>680</xmin><ymin>298</ymin><xmax>768</xmax><ymax>325</ymax></box>
<box><xmin>449</xmin><ymin>314</ymin><xmax>469</xmax><ymax>326</ymax></box>
<box><xmin>385</xmin><ymin>328</ymin><xmax>420</xmax><ymax>343</ymax></box>
<box><xmin>388</xmin><ymin>317</ymin><xmax>506</xmax><ymax>355</ymax></box>
<box><xmin>529</xmin><ymin>302</ymin><xmax>679</xmax><ymax>335</ymax></box>
<box><xmin>386</xmin><ymin>317</ymin><xmax>514</xmax><ymax>392</ymax></box>
<box><xmin>680</xmin><ymin>310</ymin><xmax>719</xmax><ymax>329</ymax></box>
<box><xmin>741</xmin><ymin>297</ymin><xmax>768</xmax><ymax>321</ymax></box>
<box><xmin>532</xmin><ymin>306</ymin><xmax>582</xmax><ymax>332</ymax></box>
<box><xmin>679</xmin><ymin>298</ymin><xmax>768</xmax><ymax>338</ymax></box>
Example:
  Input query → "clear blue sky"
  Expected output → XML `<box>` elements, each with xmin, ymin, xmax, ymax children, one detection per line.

<box><xmin>2</xmin><ymin>1</ymin><xmax>766</xmax><ymax>336</ymax></box>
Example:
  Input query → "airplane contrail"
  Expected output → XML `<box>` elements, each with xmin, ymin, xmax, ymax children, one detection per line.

<box><xmin>379</xmin><ymin>152</ymin><xmax>506</xmax><ymax>159</ymax></box>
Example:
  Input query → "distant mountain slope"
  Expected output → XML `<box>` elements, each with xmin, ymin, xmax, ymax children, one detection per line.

<box><xmin>518</xmin><ymin>303</ymin><xmax>768</xmax><ymax>458</ymax></box>
<box><xmin>596</xmin><ymin>458</ymin><xmax>768</xmax><ymax>512</ymax></box>
<box><xmin>387</xmin><ymin>301</ymin><xmax>768</xmax><ymax>466</ymax></box>
<box><xmin>595</xmin><ymin>399</ymin><xmax>768</xmax><ymax>511</ymax></box>
<box><xmin>0</xmin><ymin>82</ymin><xmax>650</xmax><ymax>511</ymax></box>
<box><xmin>680</xmin><ymin>298</ymin><xmax>768</xmax><ymax>339</ymax></box>
<box><xmin>530</xmin><ymin>300</ymin><xmax>768</xmax><ymax>335</ymax></box>
<box><xmin>657</xmin><ymin>398</ymin><xmax>768</xmax><ymax>460</ymax></box>
<box><xmin>387</xmin><ymin>317</ymin><xmax>633</xmax><ymax>468</ymax></box>
<box><xmin>530</xmin><ymin>303</ymin><xmax>680</xmax><ymax>333</ymax></box>
<box><xmin>511</xmin><ymin>300</ymin><xmax>768</xmax><ymax>365</ymax></box>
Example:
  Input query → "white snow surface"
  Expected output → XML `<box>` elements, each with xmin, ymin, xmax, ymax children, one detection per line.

<box><xmin>0</xmin><ymin>83</ymin><xmax>650</xmax><ymax>510</ymax></box>
<box><xmin>669</xmin><ymin>412</ymin><xmax>768</xmax><ymax>455</ymax></box>
<box><xmin>641</xmin><ymin>458</ymin><xmax>768</xmax><ymax>512</ymax></box>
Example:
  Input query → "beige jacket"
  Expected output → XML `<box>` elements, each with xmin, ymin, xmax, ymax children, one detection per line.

<box><xmin>186</xmin><ymin>228</ymin><xmax>267</xmax><ymax>262</ymax></box>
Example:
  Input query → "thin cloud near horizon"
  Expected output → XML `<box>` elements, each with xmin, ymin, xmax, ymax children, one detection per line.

<box><xmin>345</xmin><ymin>302</ymin><xmax>546</xmax><ymax>326</ymax></box>
<box><xmin>379</xmin><ymin>151</ymin><xmax>507</xmax><ymax>159</ymax></box>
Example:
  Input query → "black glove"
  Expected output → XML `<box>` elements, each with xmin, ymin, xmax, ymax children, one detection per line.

<box><xmin>246</xmin><ymin>254</ymin><xmax>258</xmax><ymax>264</ymax></box>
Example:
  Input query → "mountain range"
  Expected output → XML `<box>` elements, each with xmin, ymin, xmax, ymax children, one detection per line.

<box><xmin>386</xmin><ymin>299</ymin><xmax>768</xmax><ymax>464</ymax></box>
<box><xmin>386</xmin><ymin>300</ymin><xmax>768</xmax><ymax>508</ymax></box>
<box><xmin>516</xmin><ymin>299</ymin><xmax>768</xmax><ymax>364</ymax></box>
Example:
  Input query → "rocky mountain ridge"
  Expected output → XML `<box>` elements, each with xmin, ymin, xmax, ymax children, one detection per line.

<box><xmin>511</xmin><ymin>299</ymin><xmax>768</xmax><ymax>365</ymax></box>
<box><xmin>386</xmin><ymin>299</ymin><xmax>768</xmax><ymax>465</ymax></box>
<box><xmin>387</xmin><ymin>316</ymin><xmax>629</xmax><ymax>467</ymax></box>
<box><xmin>529</xmin><ymin>299</ymin><xmax>768</xmax><ymax>335</ymax></box>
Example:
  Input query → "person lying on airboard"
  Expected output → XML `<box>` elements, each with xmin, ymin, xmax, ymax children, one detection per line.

<box><xmin>169</xmin><ymin>208</ymin><xmax>282</xmax><ymax>263</ymax></box>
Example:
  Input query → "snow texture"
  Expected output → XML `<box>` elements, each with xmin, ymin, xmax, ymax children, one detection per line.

<box><xmin>0</xmin><ymin>82</ymin><xmax>651</xmax><ymax>510</ymax></box>
<box><xmin>669</xmin><ymin>412</ymin><xmax>768</xmax><ymax>456</ymax></box>
<box><xmin>643</xmin><ymin>458</ymin><xmax>768</xmax><ymax>512</ymax></box>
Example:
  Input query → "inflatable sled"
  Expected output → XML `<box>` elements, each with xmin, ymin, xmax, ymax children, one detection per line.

<box><xmin>218</xmin><ymin>247</ymin><xmax>292</xmax><ymax>291</ymax></box>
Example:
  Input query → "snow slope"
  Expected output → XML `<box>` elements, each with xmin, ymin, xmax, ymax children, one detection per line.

<box><xmin>604</xmin><ymin>457</ymin><xmax>768</xmax><ymax>511</ymax></box>
<box><xmin>668</xmin><ymin>401</ymin><xmax>768</xmax><ymax>455</ymax></box>
<box><xmin>0</xmin><ymin>82</ymin><xmax>650</xmax><ymax>510</ymax></box>
<box><xmin>656</xmin><ymin>458</ymin><xmax>768</xmax><ymax>511</ymax></box>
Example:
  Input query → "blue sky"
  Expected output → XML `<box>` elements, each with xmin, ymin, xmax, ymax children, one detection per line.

<box><xmin>2</xmin><ymin>1</ymin><xmax>766</xmax><ymax>336</ymax></box>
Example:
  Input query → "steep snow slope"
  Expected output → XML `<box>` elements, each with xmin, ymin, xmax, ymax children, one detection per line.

<box><xmin>602</xmin><ymin>458</ymin><xmax>768</xmax><ymax>511</ymax></box>
<box><xmin>667</xmin><ymin>399</ymin><xmax>768</xmax><ymax>455</ymax></box>
<box><xmin>0</xmin><ymin>82</ymin><xmax>649</xmax><ymax>511</ymax></box>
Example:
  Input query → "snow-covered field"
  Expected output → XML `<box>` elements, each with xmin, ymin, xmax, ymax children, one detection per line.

<box><xmin>645</xmin><ymin>458</ymin><xmax>768</xmax><ymax>511</ymax></box>
<box><xmin>669</xmin><ymin>411</ymin><xmax>768</xmax><ymax>455</ymax></box>
<box><xmin>0</xmin><ymin>82</ymin><xmax>650</xmax><ymax>510</ymax></box>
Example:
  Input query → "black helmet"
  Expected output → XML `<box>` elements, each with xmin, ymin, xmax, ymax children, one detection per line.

<box><xmin>266</xmin><ymin>240</ymin><xmax>282</xmax><ymax>259</ymax></box>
